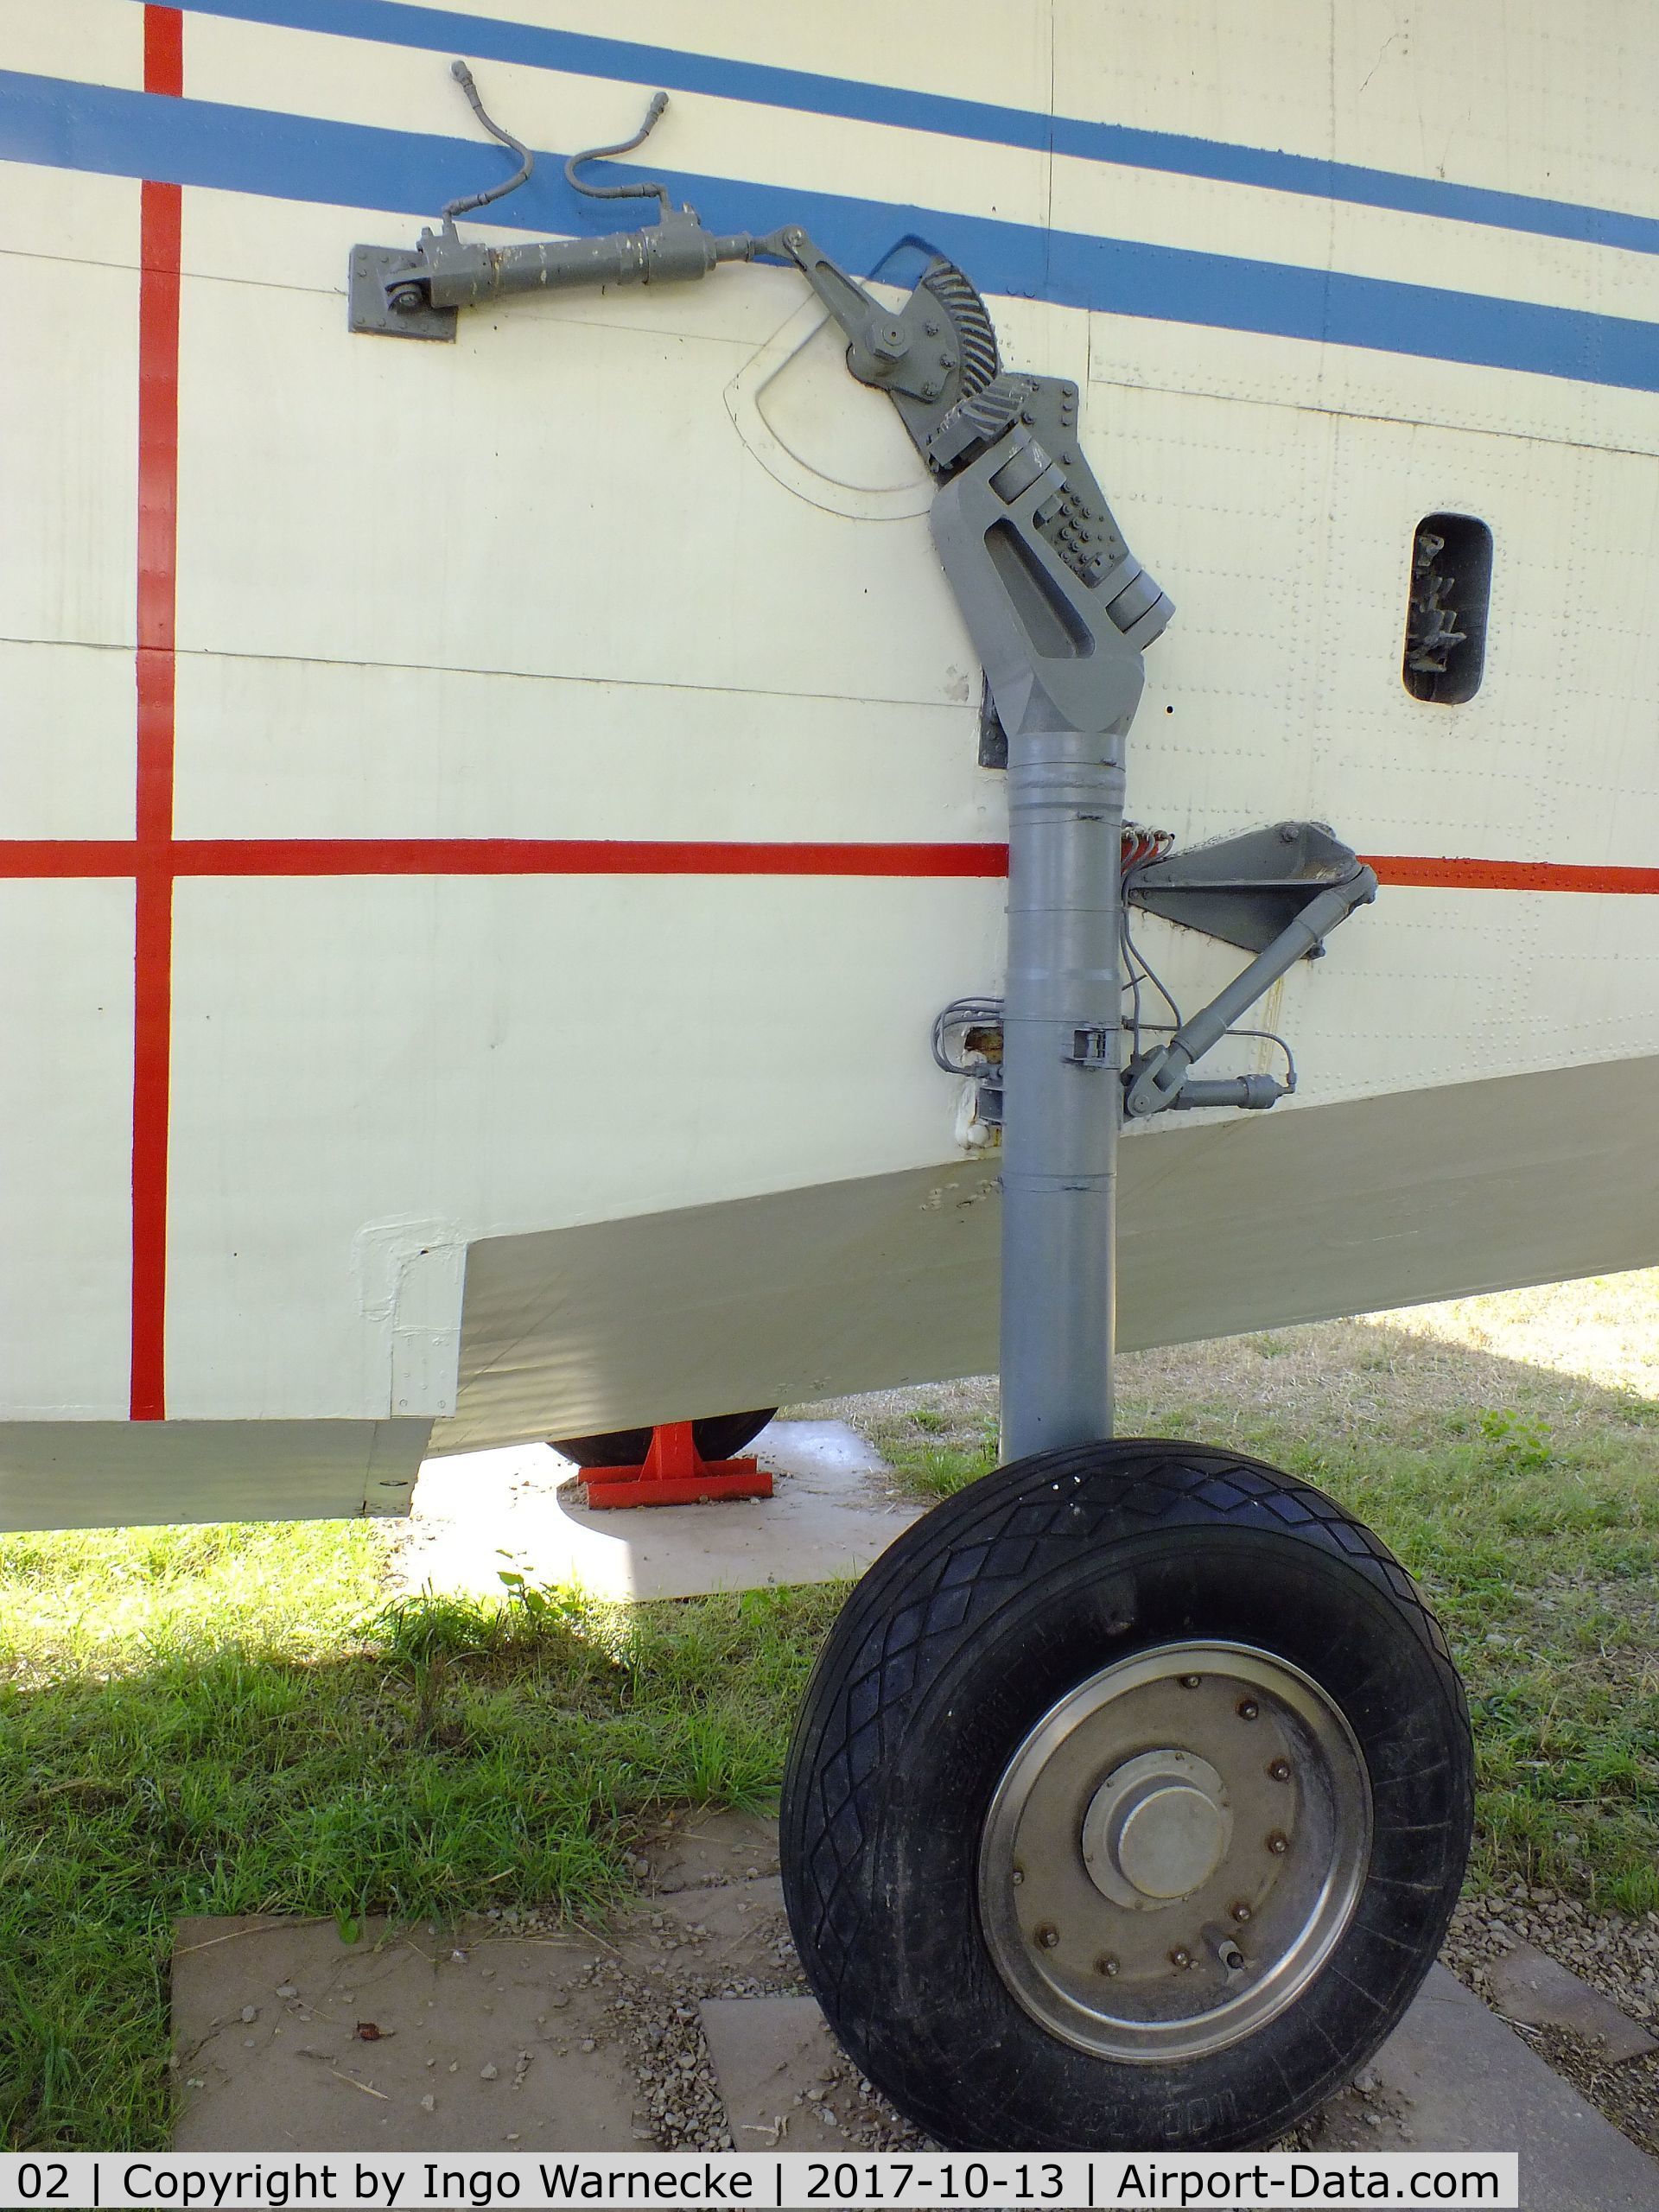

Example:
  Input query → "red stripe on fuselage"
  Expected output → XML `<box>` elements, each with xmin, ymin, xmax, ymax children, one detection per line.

<box><xmin>1365</xmin><ymin>854</ymin><xmax>1659</xmax><ymax>895</ymax></box>
<box><xmin>7</xmin><ymin>841</ymin><xmax>1659</xmax><ymax>891</ymax></box>
<box><xmin>162</xmin><ymin>836</ymin><xmax>1011</xmax><ymax>877</ymax></box>
<box><xmin>130</xmin><ymin>9</ymin><xmax>184</xmax><ymax>1421</ymax></box>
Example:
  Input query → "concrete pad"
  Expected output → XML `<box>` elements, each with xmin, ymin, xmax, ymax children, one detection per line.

<box><xmin>1307</xmin><ymin>1965</ymin><xmax>1659</xmax><ymax>2209</ymax></box>
<box><xmin>394</xmin><ymin>1421</ymin><xmax>923</xmax><ymax>1602</ymax></box>
<box><xmin>1484</xmin><ymin>1936</ymin><xmax>1659</xmax><ymax>2063</ymax></box>
<box><xmin>700</xmin><ymin>1996</ymin><xmax>852</xmax><ymax>2149</ymax></box>
<box><xmin>699</xmin><ymin>1993</ymin><xmax>924</xmax><ymax>2158</ymax></box>
<box><xmin>618</xmin><ymin>1878</ymin><xmax>793</xmax><ymax>1986</ymax></box>
<box><xmin>174</xmin><ymin>1847</ymin><xmax>1659</xmax><ymax>2195</ymax></box>
<box><xmin>171</xmin><ymin>1915</ymin><xmax>643</xmax><ymax>2152</ymax></box>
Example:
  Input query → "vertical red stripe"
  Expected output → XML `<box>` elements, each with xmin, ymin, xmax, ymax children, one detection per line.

<box><xmin>143</xmin><ymin>7</ymin><xmax>184</xmax><ymax>99</ymax></box>
<box><xmin>130</xmin><ymin>10</ymin><xmax>184</xmax><ymax>1421</ymax></box>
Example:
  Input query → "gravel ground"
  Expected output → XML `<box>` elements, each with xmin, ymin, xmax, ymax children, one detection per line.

<box><xmin>443</xmin><ymin>1906</ymin><xmax>919</xmax><ymax>2151</ymax></box>
<box><xmin>1447</xmin><ymin>1884</ymin><xmax>1659</xmax><ymax>2028</ymax></box>
<box><xmin>599</xmin><ymin>1906</ymin><xmax>925</xmax><ymax>2152</ymax></box>
<box><xmin>1529</xmin><ymin>2028</ymin><xmax>1659</xmax><ymax>2161</ymax></box>
<box><xmin>1443</xmin><ymin>1885</ymin><xmax>1659</xmax><ymax>2155</ymax></box>
<box><xmin>586</xmin><ymin>1835</ymin><xmax>1659</xmax><ymax>2162</ymax></box>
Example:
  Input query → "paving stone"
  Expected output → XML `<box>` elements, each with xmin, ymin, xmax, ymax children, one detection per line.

<box><xmin>1484</xmin><ymin>1936</ymin><xmax>1659</xmax><ymax>2063</ymax></box>
<box><xmin>700</xmin><ymin>1996</ymin><xmax>851</xmax><ymax>2151</ymax></box>
<box><xmin>617</xmin><ymin>1877</ymin><xmax>792</xmax><ymax>1985</ymax></box>
<box><xmin>171</xmin><ymin>1916</ymin><xmax>641</xmax><ymax>2152</ymax></box>
<box><xmin>1306</xmin><ymin>1965</ymin><xmax>1659</xmax><ymax>2209</ymax></box>
<box><xmin>172</xmin><ymin>1864</ymin><xmax>1659</xmax><ymax>2199</ymax></box>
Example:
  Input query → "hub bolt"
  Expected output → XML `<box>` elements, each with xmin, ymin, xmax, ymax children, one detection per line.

<box><xmin>1011</xmin><ymin>1866</ymin><xmax>1025</xmax><ymax>1886</ymax></box>
<box><xmin>1169</xmin><ymin>1948</ymin><xmax>1192</xmax><ymax>1969</ymax></box>
<box><xmin>1036</xmin><ymin>1923</ymin><xmax>1059</xmax><ymax>1949</ymax></box>
<box><xmin>1237</xmin><ymin>1699</ymin><xmax>1260</xmax><ymax>1720</ymax></box>
<box><xmin>1267</xmin><ymin>1831</ymin><xmax>1289</xmax><ymax>1856</ymax></box>
<box><xmin>1096</xmin><ymin>1955</ymin><xmax>1120</xmax><ymax>1978</ymax></box>
<box><xmin>1268</xmin><ymin>1758</ymin><xmax>1292</xmax><ymax>1783</ymax></box>
<box><xmin>1230</xmin><ymin>1902</ymin><xmax>1253</xmax><ymax>1923</ymax></box>
<box><xmin>1179</xmin><ymin>1674</ymin><xmax>1202</xmax><ymax>1689</ymax></box>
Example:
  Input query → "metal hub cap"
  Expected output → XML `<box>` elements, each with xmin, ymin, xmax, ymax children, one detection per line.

<box><xmin>1083</xmin><ymin>1750</ymin><xmax>1232</xmax><ymax>1905</ymax></box>
<box><xmin>979</xmin><ymin>1643</ymin><xmax>1371</xmax><ymax>2063</ymax></box>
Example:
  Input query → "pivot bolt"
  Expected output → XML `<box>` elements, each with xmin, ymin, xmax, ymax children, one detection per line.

<box><xmin>1231</xmin><ymin>1902</ymin><xmax>1253</xmax><ymax>1923</ymax></box>
<box><xmin>1267</xmin><ymin>1831</ymin><xmax>1289</xmax><ymax>1856</ymax></box>
<box><xmin>1169</xmin><ymin>1948</ymin><xmax>1192</xmax><ymax>1969</ymax></box>
<box><xmin>1179</xmin><ymin>1674</ymin><xmax>1202</xmax><ymax>1690</ymax></box>
<box><xmin>1036</xmin><ymin>1923</ymin><xmax>1060</xmax><ymax>1949</ymax></box>
<box><xmin>1237</xmin><ymin>1700</ymin><xmax>1260</xmax><ymax>1721</ymax></box>
<box><xmin>1268</xmin><ymin>1759</ymin><xmax>1292</xmax><ymax>1783</ymax></box>
<box><xmin>388</xmin><ymin>284</ymin><xmax>424</xmax><ymax>315</ymax></box>
<box><xmin>1096</xmin><ymin>1955</ymin><xmax>1120</xmax><ymax>1977</ymax></box>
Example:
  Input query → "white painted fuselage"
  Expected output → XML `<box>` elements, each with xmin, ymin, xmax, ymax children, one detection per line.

<box><xmin>3</xmin><ymin>0</ymin><xmax>1658</xmax><ymax>1529</ymax></box>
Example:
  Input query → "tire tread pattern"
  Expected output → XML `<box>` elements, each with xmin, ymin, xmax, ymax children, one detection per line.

<box><xmin>782</xmin><ymin>1440</ymin><xmax>1471</xmax><ymax>2124</ymax></box>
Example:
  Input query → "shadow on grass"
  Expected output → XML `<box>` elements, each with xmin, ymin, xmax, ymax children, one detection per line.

<box><xmin>0</xmin><ymin>1558</ymin><xmax>843</xmax><ymax>2153</ymax></box>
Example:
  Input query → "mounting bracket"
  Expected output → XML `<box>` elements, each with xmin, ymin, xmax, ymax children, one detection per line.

<box><xmin>1122</xmin><ymin>824</ymin><xmax>1377</xmax><ymax>1119</ymax></box>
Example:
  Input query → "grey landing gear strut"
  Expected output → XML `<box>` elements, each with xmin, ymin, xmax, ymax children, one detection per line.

<box><xmin>351</xmin><ymin>67</ymin><xmax>1474</xmax><ymax>2152</ymax></box>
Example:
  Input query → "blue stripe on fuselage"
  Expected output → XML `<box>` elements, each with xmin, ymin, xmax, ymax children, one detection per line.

<box><xmin>2</xmin><ymin>67</ymin><xmax>1656</xmax><ymax>395</ymax></box>
<box><xmin>170</xmin><ymin>0</ymin><xmax>1659</xmax><ymax>260</ymax></box>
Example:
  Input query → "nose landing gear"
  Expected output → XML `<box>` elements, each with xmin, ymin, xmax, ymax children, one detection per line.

<box><xmin>781</xmin><ymin>1439</ymin><xmax>1472</xmax><ymax>2150</ymax></box>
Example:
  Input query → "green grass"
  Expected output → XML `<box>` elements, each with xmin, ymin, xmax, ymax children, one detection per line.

<box><xmin>8</xmin><ymin>1294</ymin><xmax>1659</xmax><ymax>2151</ymax></box>
<box><xmin>868</xmin><ymin>1368</ymin><xmax>1659</xmax><ymax>1924</ymax></box>
<box><xmin>0</xmin><ymin>1521</ymin><xmax>842</xmax><ymax>2152</ymax></box>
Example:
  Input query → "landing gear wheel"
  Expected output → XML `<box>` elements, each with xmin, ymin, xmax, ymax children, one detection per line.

<box><xmin>548</xmin><ymin>1408</ymin><xmax>776</xmax><ymax>1470</ymax></box>
<box><xmin>780</xmin><ymin>1439</ymin><xmax>1473</xmax><ymax>2151</ymax></box>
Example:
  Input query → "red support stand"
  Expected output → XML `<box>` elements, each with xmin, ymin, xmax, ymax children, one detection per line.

<box><xmin>582</xmin><ymin>1421</ymin><xmax>774</xmax><ymax>1510</ymax></box>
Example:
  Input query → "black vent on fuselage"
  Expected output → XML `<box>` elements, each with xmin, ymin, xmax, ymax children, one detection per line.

<box><xmin>1403</xmin><ymin>512</ymin><xmax>1492</xmax><ymax>704</ymax></box>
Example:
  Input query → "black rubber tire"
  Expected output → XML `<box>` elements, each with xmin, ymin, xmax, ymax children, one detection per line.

<box><xmin>780</xmin><ymin>1437</ymin><xmax>1473</xmax><ymax>2152</ymax></box>
<box><xmin>548</xmin><ymin>1408</ymin><xmax>777</xmax><ymax>1471</ymax></box>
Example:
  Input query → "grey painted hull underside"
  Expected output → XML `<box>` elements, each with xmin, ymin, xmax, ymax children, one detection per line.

<box><xmin>4</xmin><ymin>1051</ymin><xmax>1655</xmax><ymax>1532</ymax></box>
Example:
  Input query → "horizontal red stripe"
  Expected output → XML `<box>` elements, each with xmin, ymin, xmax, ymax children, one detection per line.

<box><xmin>170</xmin><ymin>836</ymin><xmax>1011</xmax><ymax>877</ymax></box>
<box><xmin>1365</xmin><ymin>854</ymin><xmax>1659</xmax><ymax>894</ymax></box>
<box><xmin>0</xmin><ymin>837</ymin><xmax>1008</xmax><ymax>879</ymax></box>
<box><xmin>0</xmin><ymin>842</ymin><xmax>143</xmax><ymax>877</ymax></box>
<box><xmin>4</xmin><ymin>842</ymin><xmax>1658</xmax><ymax>893</ymax></box>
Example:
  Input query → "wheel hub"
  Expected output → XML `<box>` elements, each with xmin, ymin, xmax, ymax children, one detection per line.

<box><xmin>978</xmin><ymin>1642</ymin><xmax>1371</xmax><ymax>2063</ymax></box>
<box><xmin>1083</xmin><ymin>1749</ymin><xmax>1232</xmax><ymax>1905</ymax></box>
